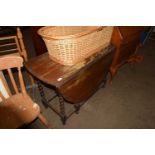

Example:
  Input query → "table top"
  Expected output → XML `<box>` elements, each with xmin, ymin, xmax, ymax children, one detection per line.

<box><xmin>25</xmin><ymin>45</ymin><xmax>115</xmax><ymax>87</ymax></box>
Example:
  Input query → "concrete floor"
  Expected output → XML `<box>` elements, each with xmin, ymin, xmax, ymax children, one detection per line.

<box><xmin>22</xmin><ymin>28</ymin><xmax>155</xmax><ymax>129</ymax></box>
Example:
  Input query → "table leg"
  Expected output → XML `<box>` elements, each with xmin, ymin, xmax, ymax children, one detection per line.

<box><xmin>102</xmin><ymin>76</ymin><xmax>107</xmax><ymax>88</ymax></box>
<box><xmin>109</xmin><ymin>67</ymin><xmax>117</xmax><ymax>84</ymax></box>
<box><xmin>37</xmin><ymin>81</ymin><xmax>48</xmax><ymax>108</ymax></box>
<box><xmin>58</xmin><ymin>95</ymin><xmax>67</xmax><ymax>125</ymax></box>
<box><xmin>74</xmin><ymin>103</ymin><xmax>81</xmax><ymax>114</ymax></box>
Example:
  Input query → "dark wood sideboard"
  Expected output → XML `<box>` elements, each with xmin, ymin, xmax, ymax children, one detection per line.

<box><xmin>110</xmin><ymin>26</ymin><xmax>144</xmax><ymax>81</ymax></box>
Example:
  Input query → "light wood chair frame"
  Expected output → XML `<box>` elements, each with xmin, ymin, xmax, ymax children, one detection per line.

<box><xmin>0</xmin><ymin>55</ymin><xmax>49</xmax><ymax>128</ymax></box>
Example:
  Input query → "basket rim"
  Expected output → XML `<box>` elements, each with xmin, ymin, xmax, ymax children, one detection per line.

<box><xmin>38</xmin><ymin>26</ymin><xmax>107</xmax><ymax>40</ymax></box>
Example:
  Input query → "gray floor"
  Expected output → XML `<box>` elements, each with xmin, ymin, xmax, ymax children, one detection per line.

<box><xmin>23</xmin><ymin>28</ymin><xmax>155</xmax><ymax>129</ymax></box>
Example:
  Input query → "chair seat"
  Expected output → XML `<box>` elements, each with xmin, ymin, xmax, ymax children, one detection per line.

<box><xmin>0</xmin><ymin>93</ymin><xmax>40</xmax><ymax>129</ymax></box>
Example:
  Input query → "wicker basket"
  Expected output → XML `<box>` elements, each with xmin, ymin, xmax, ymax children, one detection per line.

<box><xmin>38</xmin><ymin>26</ymin><xmax>113</xmax><ymax>66</ymax></box>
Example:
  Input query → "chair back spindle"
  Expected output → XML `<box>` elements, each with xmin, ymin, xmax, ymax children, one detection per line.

<box><xmin>17</xmin><ymin>27</ymin><xmax>28</xmax><ymax>61</ymax></box>
<box><xmin>7</xmin><ymin>68</ymin><xmax>19</xmax><ymax>94</ymax></box>
<box><xmin>0</xmin><ymin>91</ymin><xmax>5</xmax><ymax>101</ymax></box>
<box><xmin>18</xmin><ymin>67</ymin><xmax>26</xmax><ymax>94</ymax></box>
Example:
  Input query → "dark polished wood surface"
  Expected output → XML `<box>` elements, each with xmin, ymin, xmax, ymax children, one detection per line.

<box><xmin>25</xmin><ymin>45</ymin><xmax>115</xmax><ymax>88</ymax></box>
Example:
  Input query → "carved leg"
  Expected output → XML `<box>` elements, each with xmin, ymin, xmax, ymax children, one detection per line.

<box><xmin>58</xmin><ymin>95</ymin><xmax>67</xmax><ymax>125</ymax></box>
<box><xmin>109</xmin><ymin>67</ymin><xmax>117</xmax><ymax>84</ymax></box>
<box><xmin>37</xmin><ymin>81</ymin><xmax>48</xmax><ymax>108</ymax></box>
<box><xmin>102</xmin><ymin>76</ymin><xmax>107</xmax><ymax>88</ymax></box>
<box><xmin>128</xmin><ymin>55</ymin><xmax>144</xmax><ymax>64</ymax></box>
<box><xmin>74</xmin><ymin>103</ymin><xmax>81</xmax><ymax>114</ymax></box>
<box><xmin>128</xmin><ymin>44</ymin><xmax>143</xmax><ymax>64</ymax></box>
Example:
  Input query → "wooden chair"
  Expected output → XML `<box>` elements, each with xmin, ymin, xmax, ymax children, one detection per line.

<box><xmin>0</xmin><ymin>55</ymin><xmax>49</xmax><ymax>128</ymax></box>
<box><xmin>0</xmin><ymin>27</ymin><xmax>34</xmax><ymax>84</ymax></box>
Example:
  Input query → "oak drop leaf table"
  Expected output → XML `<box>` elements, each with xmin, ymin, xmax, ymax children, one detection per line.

<box><xmin>25</xmin><ymin>45</ymin><xmax>115</xmax><ymax>124</ymax></box>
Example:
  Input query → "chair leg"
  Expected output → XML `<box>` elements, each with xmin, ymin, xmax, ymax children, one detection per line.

<box><xmin>28</xmin><ymin>73</ymin><xmax>35</xmax><ymax>86</ymax></box>
<box><xmin>38</xmin><ymin>114</ymin><xmax>50</xmax><ymax>128</ymax></box>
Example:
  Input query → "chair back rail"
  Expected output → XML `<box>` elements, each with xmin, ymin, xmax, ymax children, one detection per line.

<box><xmin>0</xmin><ymin>27</ymin><xmax>27</xmax><ymax>61</ymax></box>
